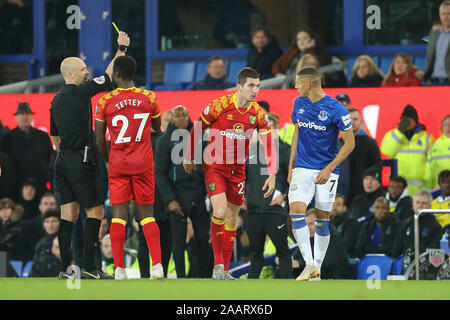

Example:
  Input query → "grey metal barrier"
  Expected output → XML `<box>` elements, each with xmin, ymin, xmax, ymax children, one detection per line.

<box><xmin>414</xmin><ymin>209</ymin><xmax>450</xmax><ymax>280</ymax></box>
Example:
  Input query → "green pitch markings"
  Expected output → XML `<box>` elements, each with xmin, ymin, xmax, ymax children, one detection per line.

<box><xmin>0</xmin><ymin>279</ymin><xmax>449</xmax><ymax>300</ymax></box>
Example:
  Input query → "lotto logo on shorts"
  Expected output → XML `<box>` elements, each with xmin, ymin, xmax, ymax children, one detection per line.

<box><xmin>209</xmin><ymin>183</ymin><xmax>216</xmax><ymax>191</ymax></box>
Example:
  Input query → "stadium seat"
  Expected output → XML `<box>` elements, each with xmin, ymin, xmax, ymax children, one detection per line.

<box><xmin>21</xmin><ymin>261</ymin><xmax>34</xmax><ymax>278</ymax></box>
<box><xmin>379</xmin><ymin>56</ymin><xmax>394</xmax><ymax>75</ymax></box>
<box><xmin>10</xmin><ymin>260</ymin><xmax>23</xmax><ymax>277</ymax></box>
<box><xmin>357</xmin><ymin>254</ymin><xmax>394</xmax><ymax>280</ymax></box>
<box><xmin>227</xmin><ymin>60</ymin><xmax>247</xmax><ymax>83</ymax></box>
<box><xmin>194</xmin><ymin>61</ymin><xmax>209</xmax><ymax>82</ymax></box>
<box><xmin>153</xmin><ymin>61</ymin><xmax>196</xmax><ymax>91</ymax></box>
<box><xmin>391</xmin><ymin>255</ymin><xmax>404</xmax><ymax>275</ymax></box>
<box><xmin>370</xmin><ymin>56</ymin><xmax>380</xmax><ymax>67</ymax></box>
<box><xmin>346</xmin><ymin>56</ymin><xmax>358</xmax><ymax>81</ymax></box>
<box><xmin>414</xmin><ymin>55</ymin><xmax>426</xmax><ymax>72</ymax></box>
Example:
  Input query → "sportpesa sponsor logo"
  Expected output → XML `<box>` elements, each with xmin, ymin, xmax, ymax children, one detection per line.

<box><xmin>297</xmin><ymin>120</ymin><xmax>326</xmax><ymax>131</ymax></box>
<box><xmin>220</xmin><ymin>130</ymin><xmax>251</xmax><ymax>140</ymax></box>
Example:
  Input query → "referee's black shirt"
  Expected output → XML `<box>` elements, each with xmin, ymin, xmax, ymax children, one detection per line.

<box><xmin>50</xmin><ymin>73</ymin><xmax>112</xmax><ymax>150</ymax></box>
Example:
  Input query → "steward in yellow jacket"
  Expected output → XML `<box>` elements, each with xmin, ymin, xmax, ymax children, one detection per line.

<box><xmin>424</xmin><ymin>115</ymin><xmax>450</xmax><ymax>189</ymax></box>
<box><xmin>381</xmin><ymin>105</ymin><xmax>433</xmax><ymax>196</ymax></box>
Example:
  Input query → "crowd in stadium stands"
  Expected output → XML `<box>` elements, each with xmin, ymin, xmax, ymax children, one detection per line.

<box><xmin>0</xmin><ymin>1</ymin><xmax>450</xmax><ymax>280</ymax></box>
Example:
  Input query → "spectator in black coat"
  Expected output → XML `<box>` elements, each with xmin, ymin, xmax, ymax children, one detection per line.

<box><xmin>293</xmin><ymin>209</ymin><xmax>353</xmax><ymax>279</ymax></box>
<box><xmin>392</xmin><ymin>190</ymin><xmax>443</xmax><ymax>258</ymax></box>
<box><xmin>349</xmin><ymin>55</ymin><xmax>384</xmax><ymax>87</ymax></box>
<box><xmin>0</xmin><ymin>151</ymin><xmax>15</xmax><ymax>199</ymax></box>
<box><xmin>155</xmin><ymin>106</ymin><xmax>213</xmax><ymax>278</ymax></box>
<box><xmin>337</xmin><ymin>108</ymin><xmax>382</xmax><ymax>205</ymax></box>
<box><xmin>246</xmin><ymin>26</ymin><xmax>283</xmax><ymax>80</ymax></box>
<box><xmin>351</xmin><ymin>165</ymin><xmax>386</xmax><ymax>225</ymax></box>
<box><xmin>386</xmin><ymin>176</ymin><xmax>412</xmax><ymax>223</ymax></box>
<box><xmin>188</xmin><ymin>56</ymin><xmax>234</xmax><ymax>90</ymax></box>
<box><xmin>15</xmin><ymin>192</ymin><xmax>58</xmax><ymax>263</ymax></box>
<box><xmin>245</xmin><ymin>112</ymin><xmax>292</xmax><ymax>279</ymax></box>
<box><xmin>29</xmin><ymin>209</ymin><xmax>61</xmax><ymax>277</ymax></box>
<box><xmin>0</xmin><ymin>120</ymin><xmax>9</xmax><ymax>141</ymax></box>
<box><xmin>0</xmin><ymin>102</ymin><xmax>53</xmax><ymax>198</ymax></box>
<box><xmin>16</xmin><ymin>179</ymin><xmax>40</xmax><ymax>221</ymax></box>
<box><xmin>330</xmin><ymin>194</ymin><xmax>360</xmax><ymax>256</ymax></box>
<box><xmin>353</xmin><ymin>197</ymin><xmax>400</xmax><ymax>258</ymax></box>
<box><xmin>0</xmin><ymin>198</ymin><xmax>23</xmax><ymax>260</ymax></box>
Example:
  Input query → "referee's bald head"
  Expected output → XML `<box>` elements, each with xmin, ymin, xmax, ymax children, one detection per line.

<box><xmin>60</xmin><ymin>57</ymin><xmax>89</xmax><ymax>85</ymax></box>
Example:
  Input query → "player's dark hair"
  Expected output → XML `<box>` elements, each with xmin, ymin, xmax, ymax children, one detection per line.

<box><xmin>237</xmin><ymin>67</ymin><xmax>260</xmax><ymax>85</ymax></box>
<box><xmin>438</xmin><ymin>170</ymin><xmax>450</xmax><ymax>184</ymax></box>
<box><xmin>335</xmin><ymin>193</ymin><xmax>347</xmax><ymax>206</ymax></box>
<box><xmin>297</xmin><ymin>67</ymin><xmax>321</xmax><ymax>78</ymax></box>
<box><xmin>113</xmin><ymin>56</ymin><xmax>137</xmax><ymax>82</ymax></box>
<box><xmin>390</xmin><ymin>176</ymin><xmax>408</xmax><ymax>189</ymax></box>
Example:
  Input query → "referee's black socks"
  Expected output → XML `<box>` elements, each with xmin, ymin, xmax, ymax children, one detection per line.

<box><xmin>83</xmin><ymin>218</ymin><xmax>102</xmax><ymax>272</ymax></box>
<box><xmin>58</xmin><ymin>219</ymin><xmax>74</xmax><ymax>272</ymax></box>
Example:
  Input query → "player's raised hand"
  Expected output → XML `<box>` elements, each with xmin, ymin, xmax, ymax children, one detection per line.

<box><xmin>183</xmin><ymin>159</ymin><xmax>197</xmax><ymax>175</ymax></box>
<box><xmin>262</xmin><ymin>174</ymin><xmax>276</xmax><ymax>198</ymax></box>
<box><xmin>315</xmin><ymin>167</ymin><xmax>332</xmax><ymax>185</ymax></box>
<box><xmin>117</xmin><ymin>31</ymin><xmax>130</xmax><ymax>47</ymax></box>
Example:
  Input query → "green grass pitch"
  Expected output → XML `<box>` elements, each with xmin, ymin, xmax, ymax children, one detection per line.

<box><xmin>0</xmin><ymin>279</ymin><xmax>449</xmax><ymax>300</ymax></box>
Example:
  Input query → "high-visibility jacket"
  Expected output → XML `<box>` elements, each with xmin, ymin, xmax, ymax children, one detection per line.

<box><xmin>424</xmin><ymin>135</ymin><xmax>450</xmax><ymax>189</ymax></box>
<box><xmin>381</xmin><ymin>127</ymin><xmax>433</xmax><ymax>196</ymax></box>
<box><xmin>431</xmin><ymin>196</ymin><xmax>450</xmax><ymax>229</ymax></box>
<box><xmin>280</xmin><ymin>123</ymin><xmax>295</xmax><ymax>145</ymax></box>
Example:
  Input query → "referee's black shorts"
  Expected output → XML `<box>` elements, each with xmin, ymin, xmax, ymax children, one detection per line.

<box><xmin>54</xmin><ymin>150</ymin><xmax>103</xmax><ymax>209</ymax></box>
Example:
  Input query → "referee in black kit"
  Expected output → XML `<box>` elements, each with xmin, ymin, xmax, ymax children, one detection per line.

<box><xmin>50</xmin><ymin>31</ymin><xmax>130</xmax><ymax>279</ymax></box>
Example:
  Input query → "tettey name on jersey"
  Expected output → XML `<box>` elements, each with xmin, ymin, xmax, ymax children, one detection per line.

<box><xmin>114</xmin><ymin>99</ymin><xmax>143</xmax><ymax>110</ymax></box>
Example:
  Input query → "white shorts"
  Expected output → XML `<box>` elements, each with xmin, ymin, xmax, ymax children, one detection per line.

<box><xmin>288</xmin><ymin>167</ymin><xmax>339</xmax><ymax>212</ymax></box>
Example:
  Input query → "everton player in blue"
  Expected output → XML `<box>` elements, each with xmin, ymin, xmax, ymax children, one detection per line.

<box><xmin>287</xmin><ymin>68</ymin><xmax>355</xmax><ymax>281</ymax></box>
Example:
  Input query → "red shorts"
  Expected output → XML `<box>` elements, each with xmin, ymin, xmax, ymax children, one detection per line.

<box><xmin>108</xmin><ymin>168</ymin><xmax>155</xmax><ymax>205</ymax></box>
<box><xmin>204</xmin><ymin>164</ymin><xmax>246</xmax><ymax>206</ymax></box>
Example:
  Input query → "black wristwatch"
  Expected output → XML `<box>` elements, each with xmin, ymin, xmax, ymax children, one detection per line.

<box><xmin>118</xmin><ymin>45</ymin><xmax>128</xmax><ymax>53</ymax></box>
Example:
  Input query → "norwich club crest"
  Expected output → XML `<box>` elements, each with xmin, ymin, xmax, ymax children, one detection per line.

<box><xmin>209</xmin><ymin>183</ymin><xmax>216</xmax><ymax>192</ymax></box>
<box><xmin>249</xmin><ymin>115</ymin><xmax>256</xmax><ymax>125</ymax></box>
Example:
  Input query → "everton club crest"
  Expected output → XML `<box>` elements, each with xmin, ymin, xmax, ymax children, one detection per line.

<box><xmin>318</xmin><ymin>110</ymin><xmax>328</xmax><ymax>121</ymax></box>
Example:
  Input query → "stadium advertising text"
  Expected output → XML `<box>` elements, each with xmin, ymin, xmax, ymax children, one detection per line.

<box><xmin>1</xmin><ymin>87</ymin><xmax>448</xmax><ymax>149</ymax></box>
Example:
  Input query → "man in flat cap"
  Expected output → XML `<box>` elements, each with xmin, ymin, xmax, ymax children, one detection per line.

<box><xmin>0</xmin><ymin>102</ymin><xmax>53</xmax><ymax>200</ymax></box>
<box><xmin>381</xmin><ymin>104</ymin><xmax>433</xmax><ymax>196</ymax></box>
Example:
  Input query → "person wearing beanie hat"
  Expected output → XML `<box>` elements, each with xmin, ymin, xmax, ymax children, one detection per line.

<box><xmin>381</xmin><ymin>104</ymin><xmax>433</xmax><ymax>196</ymax></box>
<box><xmin>350</xmin><ymin>165</ymin><xmax>386</xmax><ymax>224</ymax></box>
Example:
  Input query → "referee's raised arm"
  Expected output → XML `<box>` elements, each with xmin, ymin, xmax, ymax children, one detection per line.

<box><xmin>105</xmin><ymin>31</ymin><xmax>130</xmax><ymax>81</ymax></box>
<box><xmin>49</xmin><ymin>30</ymin><xmax>131</xmax><ymax>281</ymax></box>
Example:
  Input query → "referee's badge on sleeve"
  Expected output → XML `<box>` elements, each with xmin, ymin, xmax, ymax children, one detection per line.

<box><xmin>93</xmin><ymin>76</ymin><xmax>105</xmax><ymax>85</ymax></box>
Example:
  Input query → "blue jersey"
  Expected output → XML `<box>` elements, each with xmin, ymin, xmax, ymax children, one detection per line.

<box><xmin>291</xmin><ymin>94</ymin><xmax>352</xmax><ymax>174</ymax></box>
